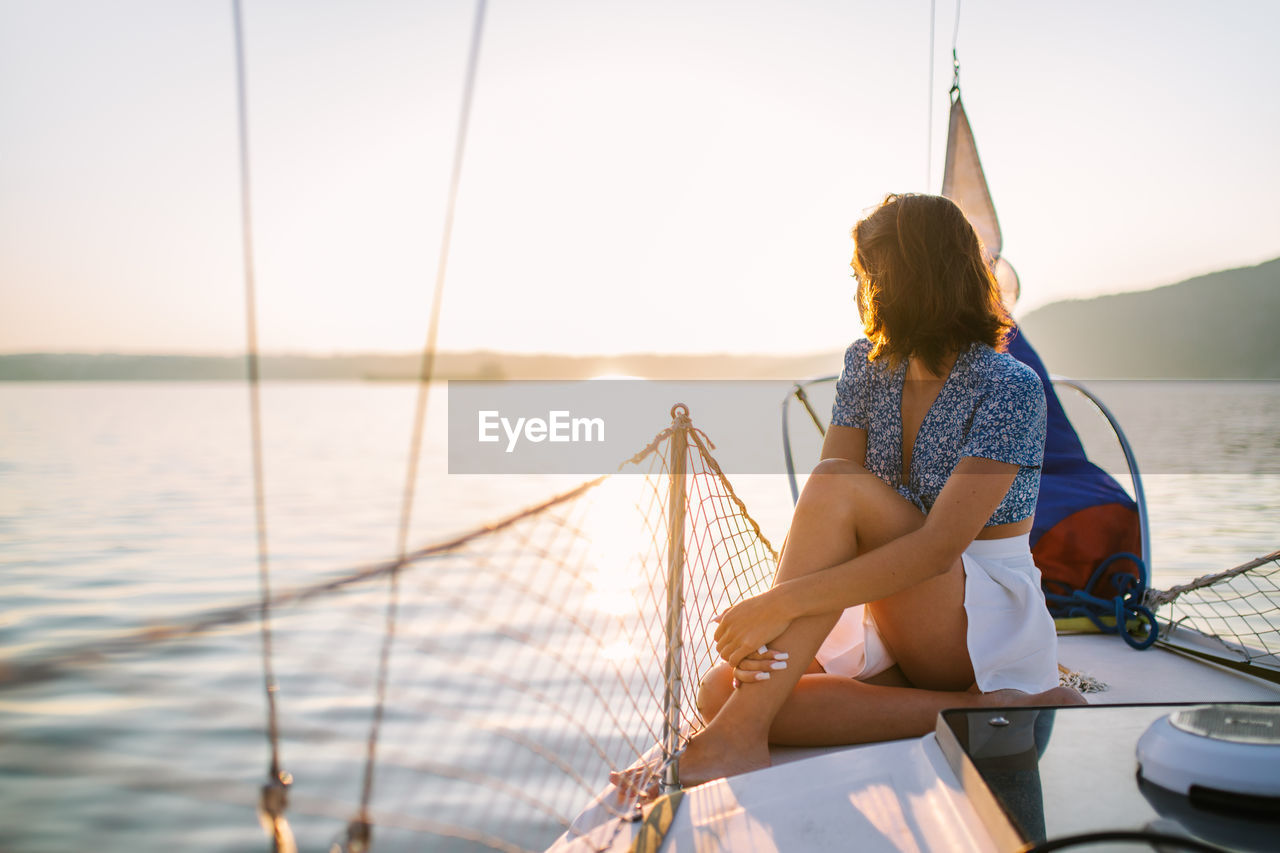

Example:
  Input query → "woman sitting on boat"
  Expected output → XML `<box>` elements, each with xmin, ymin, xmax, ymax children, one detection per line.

<box><xmin>616</xmin><ymin>192</ymin><xmax>1084</xmax><ymax>795</ymax></box>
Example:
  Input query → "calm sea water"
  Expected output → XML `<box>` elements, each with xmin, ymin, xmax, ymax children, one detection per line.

<box><xmin>1</xmin><ymin>381</ymin><xmax>1277</xmax><ymax>851</ymax></box>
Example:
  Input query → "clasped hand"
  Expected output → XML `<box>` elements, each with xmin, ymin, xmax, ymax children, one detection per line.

<box><xmin>712</xmin><ymin>588</ymin><xmax>793</xmax><ymax>668</ymax></box>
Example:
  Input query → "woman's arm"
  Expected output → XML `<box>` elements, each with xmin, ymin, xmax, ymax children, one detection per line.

<box><xmin>713</xmin><ymin>455</ymin><xmax>1020</xmax><ymax>664</ymax></box>
<box><xmin>819</xmin><ymin>423</ymin><xmax>867</xmax><ymax>466</ymax></box>
<box><xmin>779</xmin><ymin>455</ymin><xmax>1018</xmax><ymax>616</ymax></box>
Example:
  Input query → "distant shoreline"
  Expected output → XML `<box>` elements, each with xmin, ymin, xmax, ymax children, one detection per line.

<box><xmin>5</xmin><ymin>255</ymin><xmax>1278</xmax><ymax>381</ymax></box>
<box><xmin>2</xmin><ymin>351</ymin><xmax>1277</xmax><ymax>382</ymax></box>
<box><xmin>0</xmin><ymin>351</ymin><xmax>846</xmax><ymax>382</ymax></box>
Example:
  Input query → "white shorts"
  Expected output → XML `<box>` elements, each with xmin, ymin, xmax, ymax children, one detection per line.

<box><xmin>813</xmin><ymin>533</ymin><xmax>1060</xmax><ymax>694</ymax></box>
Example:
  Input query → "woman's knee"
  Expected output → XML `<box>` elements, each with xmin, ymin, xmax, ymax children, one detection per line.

<box><xmin>696</xmin><ymin>661</ymin><xmax>735</xmax><ymax>722</ymax></box>
<box><xmin>798</xmin><ymin>458</ymin><xmax>881</xmax><ymax>514</ymax></box>
<box><xmin>809</xmin><ymin>457</ymin><xmax>867</xmax><ymax>479</ymax></box>
<box><xmin>801</xmin><ymin>459</ymin><xmax>865</xmax><ymax>503</ymax></box>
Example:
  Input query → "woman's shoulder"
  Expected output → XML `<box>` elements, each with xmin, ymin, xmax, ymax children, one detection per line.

<box><xmin>843</xmin><ymin>337</ymin><xmax>874</xmax><ymax>362</ymax></box>
<box><xmin>966</xmin><ymin>344</ymin><xmax>1045</xmax><ymax>400</ymax></box>
<box><xmin>839</xmin><ymin>338</ymin><xmax>880</xmax><ymax>379</ymax></box>
<box><xmin>832</xmin><ymin>338</ymin><xmax>879</xmax><ymax>430</ymax></box>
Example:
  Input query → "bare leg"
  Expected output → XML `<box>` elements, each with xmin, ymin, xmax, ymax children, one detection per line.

<box><xmin>697</xmin><ymin>662</ymin><xmax>1084</xmax><ymax>747</ymax></box>
<box><xmin>614</xmin><ymin>459</ymin><xmax>1077</xmax><ymax>796</ymax></box>
<box><xmin>664</xmin><ymin>459</ymin><xmax>940</xmax><ymax>786</ymax></box>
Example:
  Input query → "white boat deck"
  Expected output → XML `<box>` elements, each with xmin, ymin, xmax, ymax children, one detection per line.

<box><xmin>551</xmin><ymin>634</ymin><xmax>1280</xmax><ymax>852</ymax></box>
<box><xmin>1056</xmin><ymin>631</ymin><xmax>1279</xmax><ymax>704</ymax></box>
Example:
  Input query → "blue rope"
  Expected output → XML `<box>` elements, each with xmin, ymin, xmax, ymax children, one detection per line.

<box><xmin>1046</xmin><ymin>551</ymin><xmax>1158</xmax><ymax>650</ymax></box>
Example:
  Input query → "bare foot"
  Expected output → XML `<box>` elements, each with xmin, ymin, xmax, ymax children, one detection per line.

<box><xmin>609</xmin><ymin>726</ymin><xmax>771</xmax><ymax>806</ymax></box>
<box><xmin>982</xmin><ymin>685</ymin><xmax>1089</xmax><ymax>708</ymax></box>
<box><xmin>1033</xmin><ymin>685</ymin><xmax>1089</xmax><ymax>706</ymax></box>
<box><xmin>676</xmin><ymin>726</ymin><xmax>771</xmax><ymax>788</ymax></box>
<box><xmin>608</xmin><ymin>758</ymin><xmax>665</xmax><ymax>807</ymax></box>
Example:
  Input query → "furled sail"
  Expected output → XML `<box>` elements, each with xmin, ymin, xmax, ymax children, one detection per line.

<box><xmin>940</xmin><ymin>86</ymin><xmax>1147</xmax><ymax>639</ymax></box>
<box><xmin>941</xmin><ymin>94</ymin><xmax>1020</xmax><ymax>307</ymax></box>
<box><xmin>938</xmin><ymin>79</ymin><xmax>1150</xmax><ymax>637</ymax></box>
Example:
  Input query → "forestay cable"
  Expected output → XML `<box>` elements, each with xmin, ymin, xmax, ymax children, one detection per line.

<box><xmin>344</xmin><ymin>1</ymin><xmax>490</xmax><ymax>848</ymax></box>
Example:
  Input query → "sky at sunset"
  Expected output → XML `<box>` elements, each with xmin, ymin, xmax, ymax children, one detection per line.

<box><xmin>2</xmin><ymin>0</ymin><xmax>1277</xmax><ymax>356</ymax></box>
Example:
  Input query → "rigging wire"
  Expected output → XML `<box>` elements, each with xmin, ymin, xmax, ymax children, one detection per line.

<box><xmin>345</xmin><ymin>0</ymin><xmax>491</xmax><ymax>847</ymax></box>
<box><xmin>926</xmin><ymin>0</ymin><xmax>936</xmax><ymax>191</ymax></box>
<box><xmin>231</xmin><ymin>0</ymin><xmax>293</xmax><ymax>849</ymax></box>
<box><xmin>950</xmin><ymin>0</ymin><xmax>963</xmax><ymax>100</ymax></box>
<box><xmin>928</xmin><ymin>0</ymin><xmax>963</xmax><ymax>188</ymax></box>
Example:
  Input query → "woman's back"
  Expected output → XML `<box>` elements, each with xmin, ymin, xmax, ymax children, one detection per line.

<box><xmin>831</xmin><ymin>338</ymin><xmax>1046</xmax><ymax>526</ymax></box>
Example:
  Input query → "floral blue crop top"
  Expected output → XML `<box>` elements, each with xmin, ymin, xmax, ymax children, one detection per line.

<box><xmin>830</xmin><ymin>338</ymin><xmax>1046</xmax><ymax>526</ymax></box>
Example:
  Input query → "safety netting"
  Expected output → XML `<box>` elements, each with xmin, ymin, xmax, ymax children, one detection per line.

<box><xmin>1148</xmin><ymin>551</ymin><xmax>1280</xmax><ymax>684</ymax></box>
<box><xmin>4</xmin><ymin>401</ymin><xmax>1279</xmax><ymax>852</ymax></box>
<box><xmin>0</xmin><ymin>406</ymin><xmax>776</xmax><ymax>852</ymax></box>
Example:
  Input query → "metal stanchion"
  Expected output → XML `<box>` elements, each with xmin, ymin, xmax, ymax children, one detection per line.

<box><xmin>661</xmin><ymin>404</ymin><xmax>690</xmax><ymax>793</ymax></box>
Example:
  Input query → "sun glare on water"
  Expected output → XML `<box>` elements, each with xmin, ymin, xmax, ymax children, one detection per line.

<box><xmin>581</xmin><ymin>477</ymin><xmax>648</xmax><ymax>619</ymax></box>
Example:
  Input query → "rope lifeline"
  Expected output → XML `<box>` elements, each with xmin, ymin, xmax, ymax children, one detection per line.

<box><xmin>1146</xmin><ymin>549</ymin><xmax>1280</xmax><ymax>608</ymax></box>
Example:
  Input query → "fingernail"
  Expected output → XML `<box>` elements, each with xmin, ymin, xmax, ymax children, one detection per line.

<box><xmin>771</xmin><ymin>661</ymin><xmax>788</xmax><ymax>670</ymax></box>
<box><xmin>755</xmin><ymin>672</ymin><xmax>771</xmax><ymax>681</ymax></box>
<box><xmin>757</xmin><ymin>645</ymin><xmax>768</xmax><ymax>655</ymax></box>
<box><xmin>773</xmin><ymin>652</ymin><xmax>789</xmax><ymax>660</ymax></box>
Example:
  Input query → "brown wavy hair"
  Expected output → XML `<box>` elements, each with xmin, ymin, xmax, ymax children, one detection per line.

<box><xmin>852</xmin><ymin>193</ymin><xmax>1012</xmax><ymax>374</ymax></box>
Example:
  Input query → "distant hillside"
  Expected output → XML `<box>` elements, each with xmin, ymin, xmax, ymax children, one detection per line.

<box><xmin>0</xmin><ymin>350</ymin><xmax>842</xmax><ymax>381</ymax></box>
<box><xmin>1019</xmin><ymin>257</ymin><xmax>1280</xmax><ymax>378</ymax></box>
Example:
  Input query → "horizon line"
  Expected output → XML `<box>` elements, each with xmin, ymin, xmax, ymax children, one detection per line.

<box><xmin>0</xmin><ymin>348</ymin><xmax>847</xmax><ymax>359</ymax></box>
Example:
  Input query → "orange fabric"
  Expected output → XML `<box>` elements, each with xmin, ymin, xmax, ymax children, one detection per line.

<box><xmin>1033</xmin><ymin>503</ymin><xmax>1142</xmax><ymax>601</ymax></box>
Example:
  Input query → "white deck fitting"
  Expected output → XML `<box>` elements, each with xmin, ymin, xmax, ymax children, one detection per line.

<box><xmin>550</xmin><ymin>637</ymin><xmax>1280</xmax><ymax>852</ymax></box>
